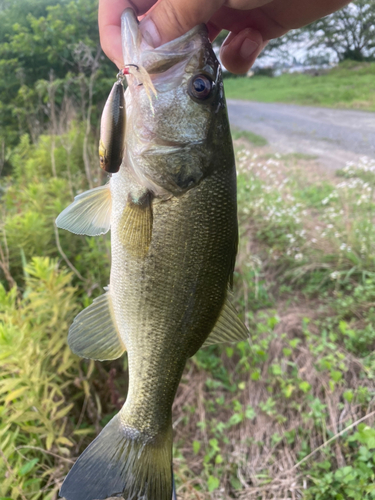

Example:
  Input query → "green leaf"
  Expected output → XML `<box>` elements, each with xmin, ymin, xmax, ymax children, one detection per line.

<box><xmin>193</xmin><ymin>440</ymin><xmax>201</xmax><ymax>454</ymax></box>
<box><xmin>339</xmin><ymin>321</ymin><xmax>348</xmax><ymax>334</ymax></box>
<box><xmin>230</xmin><ymin>477</ymin><xmax>242</xmax><ymax>490</ymax></box>
<box><xmin>283</xmin><ymin>384</ymin><xmax>294</xmax><ymax>398</ymax></box>
<box><xmin>52</xmin><ymin>403</ymin><xmax>74</xmax><ymax>421</ymax></box>
<box><xmin>299</xmin><ymin>381</ymin><xmax>311</xmax><ymax>393</ymax></box>
<box><xmin>289</xmin><ymin>338</ymin><xmax>300</xmax><ymax>348</ymax></box>
<box><xmin>225</xmin><ymin>347</ymin><xmax>234</xmax><ymax>358</ymax></box>
<box><xmin>4</xmin><ymin>386</ymin><xmax>28</xmax><ymax>403</ymax></box>
<box><xmin>209</xmin><ymin>438</ymin><xmax>220</xmax><ymax>452</ymax></box>
<box><xmin>267</xmin><ymin>316</ymin><xmax>279</xmax><ymax>329</ymax></box>
<box><xmin>18</xmin><ymin>458</ymin><xmax>39</xmax><ymax>477</ymax></box>
<box><xmin>228</xmin><ymin>413</ymin><xmax>243</xmax><ymax>426</ymax></box>
<box><xmin>245</xmin><ymin>405</ymin><xmax>256</xmax><ymax>420</ymax></box>
<box><xmin>207</xmin><ymin>476</ymin><xmax>220</xmax><ymax>492</ymax></box>
<box><xmin>343</xmin><ymin>390</ymin><xmax>354</xmax><ymax>403</ymax></box>
<box><xmin>330</xmin><ymin>370</ymin><xmax>343</xmax><ymax>383</ymax></box>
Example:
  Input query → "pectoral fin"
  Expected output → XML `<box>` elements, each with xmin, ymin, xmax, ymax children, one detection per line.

<box><xmin>119</xmin><ymin>190</ymin><xmax>153</xmax><ymax>258</ymax></box>
<box><xmin>68</xmin><ymin>289</ymin><xmax>125</xmax><ymax>361</ymax></box>
<box><xmin>202</xmin><ymin>296</ymin><xmax>249</xmax><ymax>347</ymax></box>
<box><xmin>56</xmin><ymin>184</ymin><xmax>111</xmax><ymax>236</ymax></box>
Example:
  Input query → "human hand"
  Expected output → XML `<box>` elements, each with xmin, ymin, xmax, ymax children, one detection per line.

<box><xmin>99</xmin><ymin>0</ymin><xmax>350</xmax><ymax>74</ymax></box>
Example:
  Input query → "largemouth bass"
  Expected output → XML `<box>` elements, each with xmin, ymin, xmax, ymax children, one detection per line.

<box><xmin>57</xmin><ymin>8</ymin><xmax>248</xmax><ymax>500</ymax></box>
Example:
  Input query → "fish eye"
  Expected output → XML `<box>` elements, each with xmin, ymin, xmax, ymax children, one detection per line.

<box><xmin>188</xmin><ymin>74</ymin><xmax>214</xmax><ymax>101</ymax></box>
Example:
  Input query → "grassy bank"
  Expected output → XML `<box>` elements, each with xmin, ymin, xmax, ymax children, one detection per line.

<box><xmin>1</xmin><ymin>131</ymin><xmax>375</xmax><ymax>499</ymax></box>
<box><xmin>224</xmin><ymin>61</ymin><xmax>375</xmax><ymax>111</ymax></box>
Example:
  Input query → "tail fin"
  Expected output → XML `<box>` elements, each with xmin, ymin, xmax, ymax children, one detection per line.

<box><xmin>60</xmin><ymin>413</ymin><xmax>173</xmax><ymax>500</ymax></box>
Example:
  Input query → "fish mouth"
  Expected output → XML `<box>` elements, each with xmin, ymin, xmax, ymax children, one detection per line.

<box><xmin>121</xmin><ymin>9</ymin><xmax>209</xmax><ymax>78</ymax></box>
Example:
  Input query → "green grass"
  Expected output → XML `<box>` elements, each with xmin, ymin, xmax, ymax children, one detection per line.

<box><xmin>224</xmin><ymin>61</ymin><xmax>375</xmax><ymax>111</ymax></box>
<box><xmin>280</xmin><ymin>152</ymin><xmax>318</xmax><ymax>161</ymax></box>
<box><xmin>231</xmin><ymin>126</ymin><xmax>268</xmax><ymax>146</ymax></box>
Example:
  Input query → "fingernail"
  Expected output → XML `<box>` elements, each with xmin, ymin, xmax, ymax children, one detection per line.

<box><xmin>240</xmin><ymin>37</ymin><xmax>259</xmax><ymax>61</ymax></box>
<box><xmin>140</xmin><ymin>17</ymin><xmax>161</xmax><ymax>48</ymax></box>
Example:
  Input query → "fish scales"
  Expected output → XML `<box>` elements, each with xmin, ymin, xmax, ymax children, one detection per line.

<box><xmin>111</xmin><ymin>166</ymin><xmax>237</xmax><ymax>436</ymax></box>
<box><xmin>57</xmin><ymin>8</ymin><xmax>248</xmax><ymax>500</ymax></box>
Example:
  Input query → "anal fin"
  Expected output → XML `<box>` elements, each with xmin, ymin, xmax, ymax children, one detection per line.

<box><xmin>56</xmin><ymin>184</ymin><xmax>111</xmax><ymax>236</ymax></box>
<box><xmin>202</xmin><ymin>295</ymin><xmax>249</xmax><ymax>348</ymax></box>
<box><xmin>68</xmin><ymin>288</ymin><xmax>125</xmax><ymax>361</ymax></box>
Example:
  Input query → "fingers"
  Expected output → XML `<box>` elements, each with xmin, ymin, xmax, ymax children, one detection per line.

<box><xmin>99</xmin><ymin>0</ymin><xmax>127</xmax><ymax>68</ymax></box>
<box><xmin>99</xmin><ymin>0</ymin><xmax>351</xmax><ymax>70</ymax></box>
<box><xmin>141</xmin><ymin>0</ymin><xmax>225</xmax><ymax>46</ymax></box>
<box><xmin>220</xmin><ymin>28</ymin><xmax>268</xmax><ymax>74</ymax></box>
<box><xmin>99</xmin><ymin>0</ymin><xmax>156</xmax><ymax>68</ymax></box>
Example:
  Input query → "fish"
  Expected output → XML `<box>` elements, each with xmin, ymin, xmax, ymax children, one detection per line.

<box><xmin>56</xmin><ymin>8</ymin><xmax>248</xmax><ymax>500</ymax></box>
<box><xmin>98</xmin><ymin>79</ymin><xmax>126</xmax><ymax>173</ymax></box>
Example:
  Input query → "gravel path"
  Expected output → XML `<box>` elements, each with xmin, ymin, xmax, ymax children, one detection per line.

<box><xmin>227</xmin><ymin>100</ymin><xmax>375</xmax><ymax>170</ymax></box>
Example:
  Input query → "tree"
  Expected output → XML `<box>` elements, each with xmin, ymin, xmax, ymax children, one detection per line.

<box><xmin>305</xmin><ymin>0</ymin><xmax>375</xmax><ymax>61</ymax></box>
<box><xmin>0</xmin><ymin>0</ymin><xmax>115</xmax><ymax>150</ymax></box>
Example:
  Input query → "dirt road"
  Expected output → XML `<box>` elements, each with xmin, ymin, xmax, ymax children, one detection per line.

<box><xmin>227</xmin><ymin>100</ymin><xmax>375</xmax><ymax>170</ymax></box>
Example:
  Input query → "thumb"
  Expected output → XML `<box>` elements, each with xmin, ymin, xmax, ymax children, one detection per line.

<box><xmin>140</xmin><ymin>0</ymin><xmax>225</xmax><ymax>47</ymax></box>
<box><xmin>220</xmin><ymin>29</ymin><xmax>268</xmax><ymax>74</ymax></box>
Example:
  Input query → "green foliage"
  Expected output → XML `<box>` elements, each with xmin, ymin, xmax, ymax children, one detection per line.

<box><xmin>11</xmin><ymin>127</ymin><xmax>85</xmax><ymax>182</ymax></box>
<box><xmin>1</xmin><ymin>123</ymin><xmax>110</xmax><ymax>290</ymax></box>
<box><xmin>306</xmin><ymin>424</ymin><xmax>375</xmax><ymax>500</ymax></box>
<box><xmin>297</xmin><ymin>181</ymin><xmax>335</xmax><ymax>207</ymax></box>
<box><xmin>0</xmin><ymin>257</ymin><xmax>89</xmax><ymax>499</ymax></box>
<box><xmin>0</xmin><ymin>0</ymin><xmax>115</xmax><ymax>152</ymax></box>
<box><xmin>224</xmin><ymin>62</ymin><xmax>375</xmax><ymax>111</ymax></box>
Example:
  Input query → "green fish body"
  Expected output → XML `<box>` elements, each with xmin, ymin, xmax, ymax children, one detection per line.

<box><xmin>57</xmin><ymin>9</ymin><xmax>248</xmax><ymax>500</ymax></box>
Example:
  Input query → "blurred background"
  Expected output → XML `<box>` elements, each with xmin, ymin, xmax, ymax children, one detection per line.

<box><xmin>1</xmin><ymin>1</ymin><xmax>375</xmax><ymax>499</ymax></box>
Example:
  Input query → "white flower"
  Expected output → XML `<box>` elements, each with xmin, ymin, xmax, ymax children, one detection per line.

<box><xmin>330</xmin><ymin>271</ymin><xmax>339</xmax><ymax>280</ymax></box>
<box><xmin>295</xmin><ymin>253</ymin><xmax>303</xmax><ymax>261</ymax></box>
<box><xmin>339</xmin><ymin>243</ymin><xmax>351</xmax><ymax>252</ymax></box>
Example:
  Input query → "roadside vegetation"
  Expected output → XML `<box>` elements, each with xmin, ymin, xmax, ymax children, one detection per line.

<box><xmin>225</xmin><ymin>61</ymin><xmax>375</xmax><ymax>111</ymax></box>
<box><xmin>2</xmin><ymin>128</ymin><xmax>375</xmax><ymax>499</ymax></box>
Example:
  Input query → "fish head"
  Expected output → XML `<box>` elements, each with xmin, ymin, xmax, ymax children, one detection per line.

<box><xmin>121</xmin><ymin>9</ymin><xmax>232</xmax><ymax>196</ymax></box>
